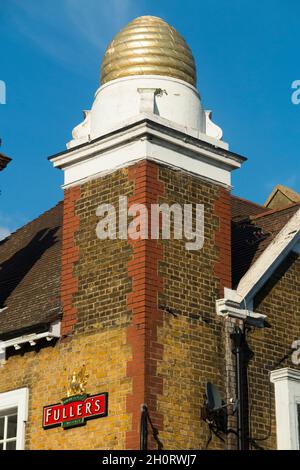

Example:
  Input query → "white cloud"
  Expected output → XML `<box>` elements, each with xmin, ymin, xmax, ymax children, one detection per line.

<box><xmin>0</xmin><ymin>211</ymin><xmax>27</xmax><ymax>237</ymax></box>
<box><xmin>283</xmin><ymin>174</ymin><xmax>298</xmax><ymax>188</ymax></box>
<box><xmin>64</xmin><ymin>0</ymin><xmax>133</xmax><ymax>48</ymax></box>
<box><xmin>7</xmin><ymin>0</ymin><xmax>141</xmax><ymax>72</ymax></box>
<box><xmin>0</xmin><ymin>226</ymin><xmax>11</xmax><ymax>241</ymax></box>
<box><xmin>265</xmin><ymin>174</ymin><xmax>298</xmax><ymax>192</ymax></box>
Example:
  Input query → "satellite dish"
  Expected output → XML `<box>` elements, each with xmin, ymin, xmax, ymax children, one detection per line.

<box><xmin>206</xmin><ymin>382</ymin><xmax>222</xmax><ymax>411</ymax></box>
<box><xmin>202</xmin><ymin>382</ymin><xmax>230</xmax><ymax>439</ymax></box>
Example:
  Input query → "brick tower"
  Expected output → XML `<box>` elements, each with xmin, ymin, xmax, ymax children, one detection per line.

<box><xmin>49</xmin><ymin>16</ymin><xmax>245</xmax><ymax>449</ymax></box>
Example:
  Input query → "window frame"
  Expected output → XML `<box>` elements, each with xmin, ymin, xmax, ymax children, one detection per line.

<box><xmin>0</xmin><ymin>388</ymin><xmax>28</xmax><ymax>450</ymax></box>
<box><xmin>0</xmin><ymin>407</ymin><xmax>18</xmax><ymax>450</ymax></box>
<box><xmin>270</xmin><ymin>368</ymin><xmax>300</xmax><ymax>450</ymax></box>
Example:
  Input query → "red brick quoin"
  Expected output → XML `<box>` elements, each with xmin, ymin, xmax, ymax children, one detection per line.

<box><xmin>126</xmin><ymin>161</ymin><xmax>164</xmax><ymax>450</ymax></box>
<box><xmin>60</xmin><ymin>186</ymin><xmax>81</xmax><ymax>337</ymax></box>
<box><xmin>214</xmin><ymin>188</ymin><xmax>232</xmax><ymax>295</ymax></box>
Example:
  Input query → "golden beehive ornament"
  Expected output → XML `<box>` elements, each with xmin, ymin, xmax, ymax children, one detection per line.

<box><xmin>101</xmin><ymin>16</ymin><xmax>196</xmax><ymax>87</ymax></box>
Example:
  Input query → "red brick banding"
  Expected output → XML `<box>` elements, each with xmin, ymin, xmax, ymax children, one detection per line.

<box><xmin>126</xmin><ymin>161</ymin><xmax>164</xmax><ymax>450</ymax></box>
<box><xmin>214</xmin><ymin>187</ymin><xmax>232</xmax><ymax>294</ymax></box>
<box><xmin>60</xmin><ymin>186</ymin><xmax>81</xmax><ymax>337</ymax></box>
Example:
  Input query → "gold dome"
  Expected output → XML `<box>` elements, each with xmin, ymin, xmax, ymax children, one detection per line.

<box><xmin>101</xmin><ymin>16</ymin><xmax>196</xmax><ymax>87</ymax></box>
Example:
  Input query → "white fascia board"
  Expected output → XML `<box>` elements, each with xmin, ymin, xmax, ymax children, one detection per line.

<box><xmin>235</xmin><ymin>208</ymin><xmax>300</xmax><ymax>303</ymax></box>
<box><xmin>50</xmin><ymin>117</ymin><xmax>245</xmax><ymax>189</ymax></box>
<box><xmin>0</xmin><ymin>320</ymin><xmax>61</xmax><ymax>363</ymax></box>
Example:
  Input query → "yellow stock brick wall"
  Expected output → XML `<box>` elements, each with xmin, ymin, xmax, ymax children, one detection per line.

<box><xmin>0</xmin><ymin>168</ymin><xmax>135</xmax><ymax>450</ymax></box>
<box><xmin>156</xmin><ymin>167</ymin><xmax>231</xmax><ymax>450</ymax></box>
<box><xmin>4</xmin><ymin>162</ymin><xmax>299</xmax><ymax>450</ymax></box>
<box><xmin>0</xmin><ymin>329</ymin><xmax>132</xmax><ymax>449</ymax></box>
<box><xmin>249</xmin><ymin>252</ymin><xmax>300</xmax><ymax>450</ymax></box>
<box><xmin>72</xmin><ymin>168</ymin><xmax>134</xmax><ymax>337</ymax></box>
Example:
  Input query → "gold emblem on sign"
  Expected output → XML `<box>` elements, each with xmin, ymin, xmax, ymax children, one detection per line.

<box><xmin>67</xmin><ymin>365</ymin><xmax>88</xmax><ymax>397</ymax></box>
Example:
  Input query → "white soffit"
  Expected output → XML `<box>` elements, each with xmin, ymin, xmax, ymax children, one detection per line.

<box><xmin>0</xmin><ymin>320</ymin><xmax>61</xmax><ymax>363</ymax></box>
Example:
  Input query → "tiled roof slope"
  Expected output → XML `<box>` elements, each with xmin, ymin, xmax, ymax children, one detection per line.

<box><xmin>232</xmin><ymin>202</ymin><xmax>300</xmax><ymax>287</ymax></box>
<box><xmin>0</xmin><ymin>202</ymin><xmax>63</xmax><ymax>338</ymax></box>
<box><xmin>231</xmin><ymin>194</ymin><xmax>269</xmax><ymax>221</ymax></box>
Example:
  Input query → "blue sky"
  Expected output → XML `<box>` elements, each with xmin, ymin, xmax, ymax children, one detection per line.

<box><xmin>1</xmin><ymin>0</ymin><xmax>300</xmax><ymax>237</ymax></box>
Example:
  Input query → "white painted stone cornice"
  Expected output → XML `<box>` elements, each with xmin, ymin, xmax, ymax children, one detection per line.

<box><xmin>216</xmin><ymin>298</ymin><xmax>266</xmax><ymax>327</ymax></box>
<box><xmin>270</xmin><ymin>367</ymin><xmax>300</xmax><ymax>449</ymax></box>
<box><xmin>49</xmin><ymin>115</ymin><xmax>246</xmax><ymax>189</ymax></box>
<box><xmin>270</xmin><ymin>367</ymin><xmax>300</xmax><ymax>384</ymax></box>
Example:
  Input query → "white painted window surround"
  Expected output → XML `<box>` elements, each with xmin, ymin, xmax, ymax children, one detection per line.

<box><xmin>0</xmin><ymin>388</ymin><xmax>28</xmax><ymax>450</ymax></box>
<box><xmin>270</xmin><ymin>368</ymin><xmax>300</xmax><ymax>450</ymax></box>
